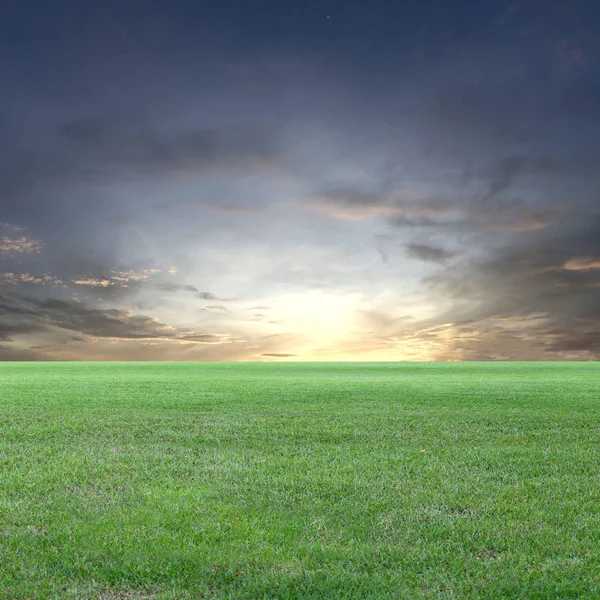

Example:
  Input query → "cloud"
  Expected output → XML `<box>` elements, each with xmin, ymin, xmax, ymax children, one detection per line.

<box><xmin>375</xmin><ymin>235</ymin><xmax>389</xmax><ymax>264</ymax></box>
<box><xmin>563</xmin><ymin>257</ymin><xmax>600</xmax><ymax>271</ymax></box>
<box><xmin>406</xmin><ymin>243</ymin><xmax>455</xmax><ymax>264</ymax></box>
<box><xmin>111</xmin><ymin>269</ymin><xmax>161</xmax><ymax>282</ymax></box>
<box><xmin>304</xmin><ymin>189</ymin><xmax>390</xmax><ymax>220</ymax></box>
<box><xmin>156</xmin><ymin>282</ymin><xmax>199</xmax><ymax>292</ymax></box>
<box><xmin>71</xmin><ymin>276</ymin><xmax>114</xmax><ymax>287</ymax></box>
<box><xmin>0</xmin><ymin>235</ymin><xmax>44</xmax><ymax>256</ymax></box>
<box><xmin>69</xmin><ymin>269</ymin><xmax>161</xmax><ymax>289</ymax></box>
<box><xmin>214</xmin><ymin>204</ymin><xmax>264</xmax><ymax>214</ymax></box>
<box><xmin>173</xmin><ymin>332</ymin><xmax>232</xmax><ymax>344</ymax></box>
<box><xmin>260</xmin><ymin>353</ymin><xmax>297</xmax><ymax>357</ymax></box>
<box><xmin>196</xmin><ymin>292</ymin><xmax>237</xmax><ymax>302</ymax></box>
<box><xmin>0</xmin><ymin>117</ymin><xmax>285</xmax><ymax>222</ymax></box>
<box><xmin>154</xmin><ymin>200</ymin><xmax>264</xmax><ymax>214</ymax></box>
<box><xmin>0</xmin><ymin>272</ymin><xmax>66</xmax><ymax>286</ymax></box>
<box><xmin>1</xmin><ymin>7</ymin><xmax>598</xmax><ymax>364</ymax></box>
<box><xmin>0</xmin><ymin>345</ymin><xmax>46</xmax><ymax>361</ymax></box>
<box><xmin>304</xmin><ymin>188</ymin><xmax>460</xmax><ymax>224</ymax></box>
<box><xmin>197</xmin><ymin>292</ymin><xmax>218</xmax><ymax>300</ymax></box>
<box><xmin>303</xmin><ymin>174</ymin><xmax>562</xmax><ymax>234</ymax></box>
<box><xmin>480</xmin><ymin>209</ymin><xmax>556</xmax><ymax>233</ymax></box>
<box><xmin>8</xmin><ymin>331</ymin><xmax>305</xmax><ymax>362</ymax></box>
<box><xmin>0</xmin><ymin>292</ymin><xmax>231</xmax><ymax>345</ymax></box>
<box><xmin>390</xmin><ymin>316</ymin><xmax>561</xmax><ymax>361</ymax></box>
<box><xmin>481</xmin><ymin>155</ymin><xmax>560</xmax><ymax>203</ymax></box>
<box><xmin>60</xmin><ymin>118</ymin><xmax>283</xmax><ymax>178</ymax></box>
<box><xmin>204</xmin><ymin>305</ymin><xmax>230</xmax><ymax>312</ymax></box>
<box><xmin>419</xmin><ymin>217</ymin><xmax>600</xmax><ymax>358</ymax></box>
<box><xmin>0</xmin><ymin>222</ymin><xmax>26</xmax><ymax>233</ymax></box>
<box><xmin>0</xmin><ymin>290</ymin><xmax>306</xmax><ymax>360</ymax></box>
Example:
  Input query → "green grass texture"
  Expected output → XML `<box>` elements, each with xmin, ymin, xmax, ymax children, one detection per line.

<box><xmin>1</xmin><ymin>362</ymin><xmax>599</xmax><ymax>599</ymax></box>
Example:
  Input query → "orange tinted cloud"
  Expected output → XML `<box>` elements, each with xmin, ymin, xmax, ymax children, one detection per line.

<box><xmin>304</xmin><ymin>194</ymin><xmax>460</xmax><ymax>223</ymax></box>
<box><xmin>71</xmin><ymin>276</ymin><xmax>114</xmax><ymax>287</ymax></box>
<box><xmin>110</xmin><ymin>269</ymin><xmax>161</xmax><ymax>282</ymax></box>
<box><xmin>0</xmin><ymin>272</ymin><xmax>66</xmax><ymax>286</ymax></box>
<box><xmin>483</xmin><ymin>215</ymin><xmax>551</xmax><ymax>233</ymax></box>
<box><xmin>563</xmin><ymin>257</ymin><xmax>600</xmax><ymax>271</ymax></box>
<box><xmin>0</xmin><ymin>235</ymin><xmax>44</xmax><ymax>255</ymax></box>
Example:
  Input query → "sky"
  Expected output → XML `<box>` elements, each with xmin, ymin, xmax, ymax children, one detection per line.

<box><xmin>1</xmin><ymin>0</ymin><xmax>600</xmax><ymax>361</ymax></box>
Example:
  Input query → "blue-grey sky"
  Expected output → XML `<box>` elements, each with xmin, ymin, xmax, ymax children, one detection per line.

<box><xmin>2</xmin><ymin>0</ymin><xmax>600</xmax><ymax>360</ymax></box>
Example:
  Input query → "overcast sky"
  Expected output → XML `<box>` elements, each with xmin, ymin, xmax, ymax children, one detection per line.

<box><xmin>1</xmin><ymin>0</ymin><xmax>599</xmax><ymax>360</ymax></box>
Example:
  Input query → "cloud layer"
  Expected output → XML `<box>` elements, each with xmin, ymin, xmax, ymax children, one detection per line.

<box><xmin>1</xmin><ymin>0</ymin><xmax>599</xmax><ymax>360</ymax></box>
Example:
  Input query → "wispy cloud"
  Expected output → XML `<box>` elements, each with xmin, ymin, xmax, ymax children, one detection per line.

<box><xmin>111</xmin><ymin>269</ymin><xmax>161</xmax><ymax>282</ymax></box>
<box><xmin>197</xmin><ymin>292</ymin><xmax>237</xmax><ymax>302</ymax></box>
<box><xmin>0</xmin><ymin>222</ymin><xmax>26</xmax><ymax>233</ymax></box>
<box><xmin>406</xmin><ymin>243</ymin><xmax>455</xmax><ymax>264</ymax></box>
<box><xmin>156</xmin><ymin>282</ymin><xmax>198</xmax><ymax>292</ymax></box>
<box><xmin>71</xmin><ymin>276</ymin><xmax>114</xmax><ymax>287</ymax></box>
<box><xmin>303</xmin><ymin>178</ymin><xmax>562</xmax><ymax>234</ymax></box>
<box><xmin>203</xmin><ymin>305</ymin><xmax>230</xmax><ymax>312</ymax></box>
<box><xmin>563</xmin><ymin>257</ymin><xmax>600</xmax><ymax>271</ymax></box>
<box><xmin>155</xmin><ymin>200</ymin><xmax>264</xmax><ymax>214</ymax></box>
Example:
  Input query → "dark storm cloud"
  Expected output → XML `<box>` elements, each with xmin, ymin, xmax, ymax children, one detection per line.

<box><xmin>406</xmin><ymin>243</ymin><xmax>455</xmax><ymax>264</ymax></box>
<box><xmin>0</xmin><ymin>345</ymin><xmax>46</xmax><ymax>361</ymax></box>
<box><xmin>0</xmin><ymin>292</ymin><xmax>230</xmax><ymax>344</ymax></box>
<box><xmin>421</xmin><ymin>217</ymin><xmax>600</xmax><ymax>358</ymax></box>
<box><xmin>0</xmin><ymin>295</ymin><xmax>171</xmax><ymax>340</ymax></box>
<box><xmin>0</xmin><ymin>320</ymin><xmax>43</xmax><ymax>340</ymax></box>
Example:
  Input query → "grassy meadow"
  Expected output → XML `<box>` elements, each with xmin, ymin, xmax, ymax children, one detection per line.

<box><xmin>1</xmin><ymin>361</ymin><xmax>599</xmax><ymax>599</ymax></box>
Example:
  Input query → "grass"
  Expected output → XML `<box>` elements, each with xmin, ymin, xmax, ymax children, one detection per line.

<box><xmin>0</xmin><ymin>361</ymin><xmax>599</xmax><ymax>599</ymax></box>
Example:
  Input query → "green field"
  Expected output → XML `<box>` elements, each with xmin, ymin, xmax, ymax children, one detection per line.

<box><xmin>1</xmin><ymin>362</ymin><xmax>599</xmax><ymax>599</ymax></box>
